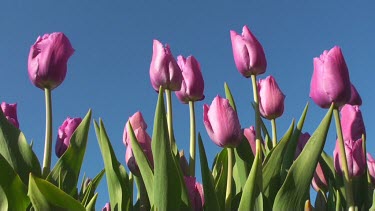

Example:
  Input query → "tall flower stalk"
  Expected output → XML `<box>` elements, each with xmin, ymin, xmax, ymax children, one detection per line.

<box><xmin>189</xmin><ymin>101</ymin><xmax>196</xmax><ymax>176</ymax></box>
<box><xmin>42</xmin><ymin>88</ymin><xmax>52</xmax><ymax>176</ymax></box>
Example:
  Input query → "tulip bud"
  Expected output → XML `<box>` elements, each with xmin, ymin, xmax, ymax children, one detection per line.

<box><xmin>340</xmin><ymin>104</ymin><xmax>365</xmax><ymax>142</ymax></box>
<box><xmin>28</xmin><ymin>32</ymin><xmax>74</xmax><ymax>90</ymax></box>
<box><xmin>123</xmin><ymin>111</ymin><xmax>148</xmax><ymax>146</ymax></box>
<box><xmin>102</xmin><ymin>203</ymin><xmax>111</xmax><ymax>211</ymax></box>
<box><xmin>311</xmin><ymin>162</ymin><xmax>328</xmax><ymax>193</ymax></box>
<box><xmin>125</xmin><ymin>127</ymin><xmax>153</xmax><ymax>177</ymax></box>
<box><xmin>367</xmin><ymin>153</ymin><xmax>375</xmax><ymax>185</ymax></box>
<box><xmin>244</xmin><ymin>126</ymin><xmax>257</xmax><ymax>156</ymax></box>
<box><xmin>82</xmin><ymin>177</ymin><xmax>91</xmax><ymax>194</ymax></box>
<box><xmin>55</xmin><ymin>117</ymin><xmax>82</xmax><ymax>158</ymax></box>
<box><xmin>309</xmin><ymin>46</ymin><xmax>351</xmax><ymax>108</ymax></box>
<box><xmin>258</xmin><ymin>76</ymin><xmax>285</xmax><ymax>119</ymax></box>
<box><xmin>184</xmin><ymin>176</ymin><xmax>204</xmax><ymax>211</ymax></box>
<box><xmin>1</xmin><ymin>102</ymin><xmax>19</xmax><ymax>128</ymax></box>
<box><xmin>347</xmin><ymin>84</ymin><xmax>362</xmax><ymax>106</ymax></box>
<box><xmin>294</xmin><ymin>132</ymin><xmax>311</xmax><ymax>158</ymax></box>
<box><xmin>203</xmin><ymin>95</ymin><xmax>242</xmax><ymax>148</ymax></box>
<box><xmin>334</xmin><ymin>139</ymin><xmax>366</xmax><ymax>177</ymax></box>
<box><xmin>175</xmin><ymin>55</ymin><xmax>205</xmax><ymax>103</ymax></box>
<box><xmin>149</xmin><ymin>39</ymin><xmax>182</xmax><ymax>92</ymax></box>
<box><xmin>230</xmin><ymin>25</ymin><xmax>267</xmax><ymax>77</ymax></box>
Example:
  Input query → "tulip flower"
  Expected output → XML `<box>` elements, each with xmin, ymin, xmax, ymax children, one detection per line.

<box><xmin>311</xmin><ymin>162</ymin><xmax>328</xmax><ymax>193</ymax></box>
<box><xmin>55</xmin><ymin>117</ymin><xmax>82</xmax><ymax>158</ymax></box>
<box><xmin>334</xmin><ymin>138</ymin><xmax>366</xmax><ymax>177</ymax></box>
<box><xmin>123</xmin><ymin>111</ymin><xmax>148</xmax><ymax>146</ymax></box>
<box><xmin>203</xmin><ymin>95</ymin><xmax>242</xmax><ymax>148</ymax></box>
<box><xmin>149</xmin><ymin>39</ymin><xmax>182</xmax><ymax>92</ymax></box>
<box><xmin>367</xmin><ymin>153</ymin><xmax>375</xmax><ymax>185</ymax></box>
<box><xmin>102</xmin><ymin>203</ymin><xmax>111</xmax><ymax>211</ymax></box>
<box><xmin>258</xmin><ymin>76</ymin><xmax>285</xmax><ymax>120</ymax></box>
<box><xmin>309</xmin><ymin>46</ymin><xmax>351</xmax><ymax>108</ymax></box>
<box><xmin>125</xmin><ymin>127</ymin><xmax>153</xmax><ymax>177</ymax></box>
<box><xmin>28</xmin><ymin>32</ymin><xmax>74</xmax><ymax>90</ymax></box>
<box><xmin>294</xmin><ymin>132</ymin><xmax>311</xmax><ymax>158</ymax></box>
<box><xmin>340</xmin><ymin>104</ymin><xmax>365</xmax><ymax>142</ymax></box>
<box><xmin>1</xmin><ymin>102</ymin><xmax>19</xmax><ymax>128</ymax></box>
<box><xmin>179</xmin><ymin>150</ymin><xmax>190</xmax><ymax>176</ymax></box>
<box><xmin>230</xmin><ymin>25</ymin><xmax>267</xmax><ymax>77</ymax></box>
<box><xmin>347</xmin><ymin>84</ymin><xmax>362</xmax><ymax>106</ymax></box>
<box><xmin>184</xmin><ymin>176</ymin><xmax>204</xmax><ymax>211</ymax></box>
<box><xmin>244</xmin><ymin>126</ymin><xmax>257</xmax><ymax>156</ymax></box>
<box><xmin>175</xmin><ymin>55</ymin><xmax>205</xmax><ymax>103</ymax></box>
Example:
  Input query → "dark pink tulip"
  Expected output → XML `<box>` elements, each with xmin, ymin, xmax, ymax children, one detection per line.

<box><xmin>28</xmin><ymin>32</ymin><xmax>74</xmax><ymax>90</ymax></box>
<box><xmin>184</xmin><ymin>176</ymin><xmax>204</xmax><ymax>211</ymax></box>
<box><xmin>294</xmin><ymin>132</ymin><xmax>311</xmax><ymax>158</ymax></box>
<box><xmin>258</xmin><ymin>76</ymin><xmax>285</xmax><ymax>119</ymax></box>
<box><xmin>102</xmin><ymin>203</ymin><xmax>110</xmax><ymax>211</ymax></box>
<box><xmin>175</xmin><ymin>55</ymin><xmax>205</xmax><ymax>103</ymax></box>
<box><xmin>55</xmin><ymin>117</ymin><xmax>82</xmax><ymax>158</ymax></box>
<box><xmin>1</xmin><ymin>102</ymin><xmax>19</xmax><ymax>128</ymax></box>
<box><xmin>311</xmin><ymin>162</ymin><xmax>328</xmax><ymax>193</ymax></box>
<box><xmin>244</xmin><ymin>126</ymin><xmax>257</xmax><ymax>156</ymax></box>
<box><xmin>123</xmin><ymin>111</ymin><xmax>147</xmax><ymax>146</ymax></box>
<box><xmin>203</xmin><ymin>96</ymin><xmax>242</xmax><ymax>148</ymax></box>
<box><xmin>334</xmin><ymin>138</ymin><xmax>366</xmax><ymax>177</ymax></box>
<box><xmin>149</xmin><ymin>39</ymin><xmax>182</xmax><ymax>91</ymax></box>
<box><xmin>125</xmin><ymin>127</ymin><xmax>153</xmax><ymax>177</ymax></box>
<box><xmin>309</xmin><ymin>46</ymin><xmax>351</xmax><ymax>108</ymax></box>
<box><xmin>367</xmin><ymin>153</ymin><xmax>375</xmax><ymax>185</ymax></box>
<box><xmin>347</xmin><ymin>84</ymin><xmax>362</xmax><ymax>106</ymax></box>
<box><xmin>230</xmin><ymin>25</ymin><xmax>267</xmax><ymax>77</ymax></box>
<box><xmin>179</xmin><ymin>150</ymin><xmax>190</xmax><ymax>176</ymax></box>
<box><xmin>340</xmin><ymin>104</ymin><xmax>365</xmax><ymax>142</ymax></box>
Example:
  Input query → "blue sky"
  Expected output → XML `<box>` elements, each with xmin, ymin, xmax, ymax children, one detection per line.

<box><xmin>1</xmin><ymin>1</ymin><xmax>374</xmax><ymax>209</ymax></box>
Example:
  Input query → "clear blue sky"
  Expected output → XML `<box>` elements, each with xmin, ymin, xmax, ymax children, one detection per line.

<box><xmin>1</xmin><ymin>1</ymin><xmax>374</xmax><ymax>209</ymax></box>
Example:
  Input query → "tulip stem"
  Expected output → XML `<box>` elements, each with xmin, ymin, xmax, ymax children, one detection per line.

<box><xmin>271</xmin><ymin>118</ymin><xmax>277</xmax><ymax>148</ymax></box>
<box><xmin>225</xmin><ymin>147</ymin><xmax>234</xmax><ymax>211</ymax></box>
<box><xmin>165</xmin><ymin>89</ymin><xmax>175</xmax><ymax>149</ymax></box>
<box><xmin>333</xmin><ymin>108</ymin><xmax>354</xmax><ymax>209</ymax></box>
<box><xmin>189</xmin><ymin>101</ymin><xmax>196</xmax><ymax>177</ymax></box>
<box><xmin>42</xmin><ymin>88</ymin><xmax>53</xmax><ymax>177</ymax></box>
<box><xmin>251</xmin><ymin>74</ymin><xmax>262</xmax><ymax>160</ymax></box>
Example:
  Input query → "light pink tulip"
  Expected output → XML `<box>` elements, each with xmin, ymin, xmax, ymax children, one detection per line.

<box><xmin>55</xmin><ymin>117</ymin><xmax>82</xmax><ymax>158</ymax></box>
<box><xmin>1</xmin><ymin>102</ymin><xmax>19</xmax><ymax>128</ymax></box>
<box><xmin>367</xmin><ymin>153</ymin><xmax>375</xmax><ymax>185</ymax></box>
<box><xmin>123</xmin><ymin>111</ymin><xmax>147</xmax><ymax>146</ymax></box>
<box><xmin>102</xmin><ymin>203</ymin><xmax>110</xmax><ymax>211</ymax></box>
<box><xmin>184</xmin><ymin>176</ymin><xmax>204</xmax><ymax>211</ymax></box>
<box><xmin>334</xmin><ymin>138</ymin><xmax>366</xmax><ymax>177</ymax></box>
<box><xmin>258</xmin><ymin>76</ymin><xmax>285</xmax><ymax>119</ymax></box>
<box><xmin>340</xmin><ymin>104</ymin><xmax>365</xmax><ymax>142</ymax></box>
<box><xmin>244</xmin><ymin>126</ymin><xmax>256</xmax><ymax>156</ymax></box>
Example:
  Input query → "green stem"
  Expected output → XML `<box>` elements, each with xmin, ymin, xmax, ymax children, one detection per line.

<box><xmin>225</xmin><ymin>147</ymin><xmax>234</xmax><ymax>211</ymax></box>
<box><xmin>251</xmin><ymin>75</ymin><xmax>262</xmax><ymax>160</ymax></box>
<box><xmin>271</xmin><ymin>118</ymin><xmax>277</xmax><ymax>148</ymax></box>
<box><xmin>42</xmin><ymin>88</ymin><xmax>53</xmax><ymax>177</ymax></box>
<box><xmin>188</xmin><ymin>101</ymin><xmax>196</xmax><ymax>177</ymax></box>
<box><xmin>165</xmin><ymin>89</ymin><xmax>175</xmax><ymax>147</ymax></box>
<box><xmin>333</xmin><ymin>108</ymin><xmax>354</xmax><ymax>209</ymax></box>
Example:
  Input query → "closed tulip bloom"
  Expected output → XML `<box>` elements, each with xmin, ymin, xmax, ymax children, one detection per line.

<box><xmin>175</xmin><ymin>55</ymin><xmax>205</xmax><ymax>103</ymax></box>
<box><xmin>347</xmin><ymin>83</ymin><xmax>362</xmax><ymax>106</ymax></box>
<box><xmin>55</xmin><ymin>117</ymin><xmax>82</xmax><ymax>158</ymax></box>
<box><xmin>309</xmin><ymin>46</ymin><xmax>351</xmax><ymax>108</ymax></box>
<box><xmin>203</xmin><ymin>95</ymin><xmax>242</xmax><ymax>148</ymax></box>
<box><xmin>102</xmin><ymin>203</ymin><xmax>110</xmax><ymax>211</ymax></box>
<box><xmin>244</xmin><ymin>126</ymin><xmax>257</xmax><ymax>156</ymax></box>
<box><xmin>28</xmin><ymin>32</ymin><xmax>74</xmax><ymax>90</ymax></box>
<box><xmin>230</xmin><ymin>25</ymin><xmax>267</xmax><ymax>77</ymax></box>
<box><xmin>123</xmin><ymin>111</ymin><xmax>148</xmax><ymax>146</ymax></box>
<box><xmin>179</xmin><ymin>150</ymin><xmax>190</xmax><ymax>176</ymax></box>
<box><xmin>294</xmin><ymin>132</ymin><xmax>311</xmax><ymax>158</ymax></box>
<box><xmin>1</xmin><ymin>102</ymin><xmax>19</xmax><ymax>128</ymax></box>
<box><xmin>367</xmin><ymin>153</ymin><xmax>375</xmax><ymax>185</ymax></box>
<box><xmin>258</xmin><ymin>76</ymin><xmax>285</xmax><ymax>119</ymax></box>
<box><xmin>149</xmin><ymin>39</ymin><xmax>182</xmax><ymax>91</ymax></box>
<box><xmin>340</xmin><ymin>104</ymin><xmax>365</xmax><ymax>142</ymax></box>
<box><xmin>334</xmin><ymin>138</ymin><xmax>366</xmax><ymax>177</ymax></box>
<box><xmin>184</xmin><ymin>176</ymin><xmax>204</xmax><ymax>211</ymax></box>
<box><xmin>312</xmin><ymin>162</ymin><xmax>328</xmax><ymax>193</ymax></box>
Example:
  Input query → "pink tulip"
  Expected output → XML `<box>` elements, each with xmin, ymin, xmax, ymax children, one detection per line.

<box><xmin>123</xmin><ymin>111</ymin><xmax>147</xmax><ymax>146</ymax></box>
<box><xmin>184</xmin><ymin>176</ymin><xmax>204</xmax><ymax>211</ymax></box>
<box><xmin>334</xmin><ymin>138</ymin><xmax>366</xmax><ymax>177</ymax></box>
<box><xmin>294</xmin><ymin>132</ymin><xmax>311</xmax><ymax>158</ymax></box>
<box><xmin>1</xmin><ymin>102</ymin><xmax>19</xmax><ymax>128</ymax></box>
<box><xmin>347</xmin><ymin>83</ymin><xmax>362</xmax><ymax>106</ymax></box>
<box><xmin>230</xmin><ymin>25</ymin><xmax>267</xmax><ymax>77</ymax></box>
<box><xmin>311</xmin><ymin>162</ymin><xmax>328</xmax><ymax>193</ymax></box>
<box><xmin>102</xmin><ymin>203</ymin><xmax>110</xmax><ymax>211</ymax></box>
<box><xmin>179</xmin><ymin>150</ymin><xmax>190</xmax><ymax>176</ymax></box>
<box><xmin>244</xmin><ymin>126</ymin><xmax>256</xmax><ymax>156</ymax></box>
<box><xmin>175</xmin><ymin>55</ymin><xmax>205</xmax><ymax>103</ymax></box>
<box><xmin>203</xmin><ymin>96</ymin><xmax>242</xmax><ymax>148</ymax></box>
<box><xmin>28</xmin><ymin>32</ymin><xmax>74</xmax><ymax>90</ymax></box>
<box><xmin>367</xmin><ymin>153</ymin><xmax>375</xmax><ymax>185</ymax></box>
<box><xmin>309</xmin><ymin>46</ymin><xmax>351</xmax><ymax>108</ymax></box>
<box><xmin>340</xmin><ymin>104</ymin><xmax>365</xmax><ymax>142</ymax></box>
<box><xmin>258</xmin><ymin>76</ymin><xmax>285</xmax><ymax>119</ymax></box>
<box><xmin>149</xmin><ymin>39</ymin><xmax>182</xmax><ymax>91</ymax></box>
<box><xmin>55</xmin><ymin>117</ymin><xmax>82</xmax><ymax>158</ymax></box>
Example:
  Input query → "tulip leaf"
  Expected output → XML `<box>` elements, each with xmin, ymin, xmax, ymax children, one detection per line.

<box><xmin>0</xmin><ymin>153</ymin><xmax>30</xmax><ymax>210</ymax></box>
<box><xmin>369</xmin><ymin>190</ymin><xmax>375</xmax><ymax>211</ymax></box>
<box><xmin>28</xmin><ymin>174</ymin><xmax>85</xmax><ymax>210</ymax></box>
<box><xmin>80</xmin><ymin>169</ymin><xmax>105</xmax><ymax>207</ymax></box>
<box><xmin>151</xmin><ymin>88</ymin><xmax>181</xmax><ymax>210</ymax></box>
<box><xmin>198</xmin><ymin>134</ymin><xmax>220</xmax><ymax>211</ymax></box>
<box><xmin>212</xmin><ymin>148</ymin><xmax>228</xmax><ymax>210</ymax></box>
<box><xmin>0</xmin><ymin>109</ymin><xmax>41</xmax><ymax>184</ymax></box>
<box><xmin>224</xmin><ymin>82</ymin><xmax>237</xmax><ymax>111</ymax></box>
<box><xmin>233</xmin><ymin>137</ymin><xmax>253</xmax><ymax>193</ymax></box>
<box><xmin>85</xmin><ymin>192</ymin><xmax>98</xmax><ymax>211</ymax></box>
<box><xmin>315</xmin><ymin>190</ymin><xmax>327</xmax><ymax>210</ymax></box>
<box><xmin>95</xmin><ymin>119</ymin><xmax>131</xmax><ymax>211</ymax></box>
<box><xmin>47</xmin><ymin>109</ymin><xmax>92</xmax><ymax>195</ymax></box>
<box><xmin>273</xmin><ymin>104</ymin><xmax>334</xmax><ymax>210</ymax></box>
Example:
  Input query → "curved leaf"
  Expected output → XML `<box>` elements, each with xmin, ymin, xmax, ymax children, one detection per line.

<box><xmin>81</xmin><ymin>169</ymin><xmax>105</xmax><ymax>207</ymax></box>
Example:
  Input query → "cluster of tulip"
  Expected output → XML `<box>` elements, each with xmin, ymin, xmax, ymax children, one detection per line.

<box><xmin>0</xmin><ymin>24</ymin><xmax>373</xmax><ymax>211</ymax></box>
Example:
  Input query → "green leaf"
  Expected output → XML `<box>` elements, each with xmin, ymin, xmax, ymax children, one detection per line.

<box><xmin>47</xmin><ymin>109</ymin><xmax>92</xmax><ymax>195</ymax></box>
<box><xmin>212</xmin><ymin>148</ymin><xmax>228</xmax><ymax>210</ymax></box>
<box><xmin>224</xmin><ymin>82</ymin><xmax>237</xmax><ymax>111</ymax></box>
<box><xmin>81</xmin><ymin>169</ymin><xmax>105</xmax><ymax>207</ymax></box>
<box><xmin>0</xmin><ymin>153</ymin><xmax>30</xmax><ymax>210</ymax></box>
<box><xmin>95</xmin><ymin>119</ymin><xmax>131</xmax><ymax>211</ymax></box>
<box><xmin>315</xmin><ymin>190</ymin><xmax>327</xmax><ymax>210</ymax></box>
<box><xmin>0</xmin><ymin>109</ymin><xmax>41</xmax><ymax>184</ymax></box>
<box><xmin>28</xmin><ymin>174</ymin><xmax>85</xmax><ymax>210</ymax></box>
<box><xmin>85</xmin><ymin>193</ymin><xmax>98</xmax><ymax>211</ymax></box>
<box><xmin>198</xmin><ymin>134</ymin><xmax>220</xmax><ymax>211</ymax></box>
<box><xmin>273</xmin><ymin>104</ymin><xmax>334</xmax><ymax>210</ymax></box>
<box><xmin>233</xmin><ymin>137</ymin><xmax>253</xmax><ymax>193</ymax></box>
<box><xmin>151</xmin><ymin>88</ymin><xmax>181</xmax><ymax>210</ymax></box>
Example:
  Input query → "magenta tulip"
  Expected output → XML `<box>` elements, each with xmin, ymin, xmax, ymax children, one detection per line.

<box><xmin>149</xmin><ymin>39</ymin><xmax>182</xmax><ymax>92</ymax></box>
<box><xmin>309</xmin><ymin>46</ymin><xmax>351</xmax><ymax>108</ymax></box>
<box><xmin>55</xmin><ymin>117</ymin><xmax>82</xmax><ymax>158</ymax></box>
<box><xmin>244</xmin><ymin>126</ymin><xmax>257</xmax><ymax>156</ymax></box>
<box><xmin>294</xmin><ymin>132</ymin><xmax>311</xmax><ymax>158</ymax></box>
<box><xmin>367</xmin><ymin>153</ymin><xmax>375</xmax><ymax>185</ymax></box>
<box><xmin>123</xmin><ymin>111</ymin><xmax>148</xmax><ymax>146</ymax></box>
<box><xmin>258</xmin><ymin>76</ymin><xmax>285</xmax><ymax>119</ymax></box>
<box><xmin>102</xmin><ymin>203</ymin><xmax>110</xmax><ymax>211</ymax></box>
<box><xmin>340</xmin><ymin>104</ymin><xmax>365</xmax><ymax>142</ymax></box>
<box><xmin>28</xmin><ymin>32</ymin><xmax>74</xmax><ymax>90</ymax></box>
<box><xmin>347</xmin><ymin>83</ymin><xmax>362</xmax><ymax>106</ymax></box>
<box><xmin>1</xmin><ymin>102</ymin><xmax>19</xmax><ymax>128</ymax></box>
<box><xmin>334</xmin><ymin>138</ymin><xmax>366</xmax><ymax>177</ymax></box>
<box><xmin>230</xmin><ymin>25</ymin><xmax>267</xmax><ymax>77</ymax></box>
<box><xmin>184</xmin><ymin>176</ymin><xmax>204</xmax><ymax>211</ymax></box>
<box><xmin>203</xmin><ymin>95</ymin><xmax>242</xmax><ymax>148</ymax></box>
<box><xmin>175</xmin><ymin>55</ymin><xmax>205</xmax><ymax>103</ymax></box>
